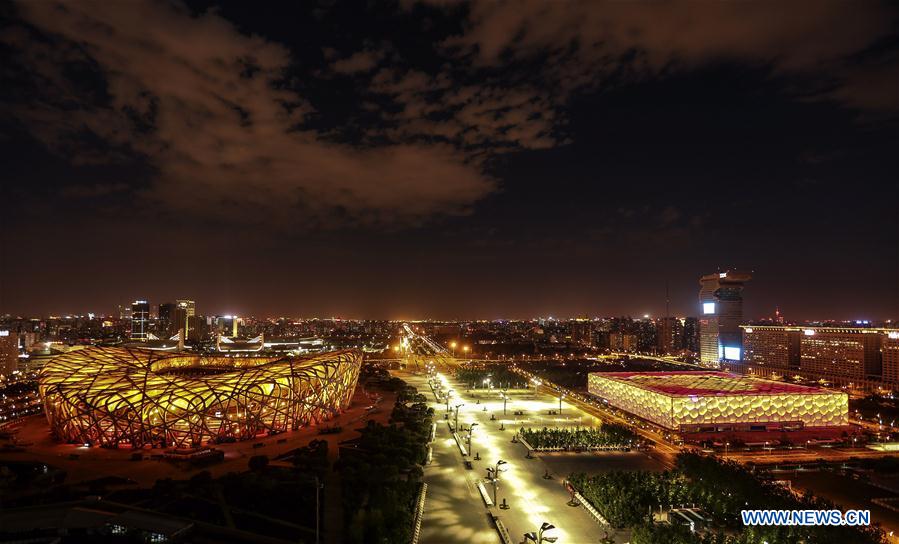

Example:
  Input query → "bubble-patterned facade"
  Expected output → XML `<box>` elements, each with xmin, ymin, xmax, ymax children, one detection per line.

<box><xmin>588</xmin><ymin>371</ymin><xmax>847</xmax><ymax>431</ymax></box>
<box><xmin>39</xmin><ymin>347</ymin><xmax>362</xmax><ymax>448</ymax></box>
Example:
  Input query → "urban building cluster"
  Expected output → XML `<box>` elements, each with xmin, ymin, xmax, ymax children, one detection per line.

<box><xmin>415</xmin><ymin>316</ymin><xmax>701</xmax><ymax>357</ymax></box>
<box><xmin>1</xmin><ymin>272</ymin><xmax>895</xmax><ymax>394</ymax></box>
<box><xmin>0</xmin><ymin>302</ymin><xmax>394</xmax><ymax>378</ymax></box>
<box><xmin>737</xmin><ymin>325</ymin><xmax>899</xmax><ymax>390</ymax></box>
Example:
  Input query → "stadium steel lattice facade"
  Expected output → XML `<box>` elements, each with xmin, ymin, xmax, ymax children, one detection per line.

<box><xmin>588</xmin><ymin>371</ymin><xmax>848</xmax><ymax>432</ymax></box>
<box><xmin>38</xmin><ymin>347</ymin><xmax>362</xmax><ymax>448</ymax></box>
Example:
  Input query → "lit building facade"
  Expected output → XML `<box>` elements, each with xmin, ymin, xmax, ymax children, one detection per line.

<box><xmin>569</xmin><ymin>319</ymin><xmax>594</xmax><ymax>346</ymax></box>
<box><xmin>733</xmin><ymin>326</ymin><xmax>899</xmax><ymax>391</ymax></box>
<box><xmin>39</xmin><ymin>347</ymin><xmax>362</xmax><ymax>448</ymax></box>
<box><xmin>698</xmin><ymin>271</ymin><xmax>751</xmax><ymax>365</ymax></box>
<box><xmin>0</xmin><ymin>330</ymin><xmax>18</xmax><ymax>376</ymax></box>
<box><xmin>656</xmin><ymin>317</ymin><xmax>684</xmax><ymax>354</ymax></box>
<box><xmin>588</xmin><ymin>371</ymin><xmax>848</xmax><ymax>432</ymax></box>
<box><xmin>682</xmin><ymin>317</ymin><xmax>700</xmax><ymax>353</ymax></box>
<box><xmin>609</xmin><ymin>331</ymin><xmax>637</xmax><ymax>352</ymax></box>
<box><xmin>175</xmin><ymin>299</ymin><xmax>196</xmax><ymax>340</ymax></box>
<box><xmin>130</xmin><ymin>300</ymin><xmax>150</xmax><ymax>342</ymax></box>
<box><xmin>799</xmin><ymin>327</ymin><xmax>883</xmax><ymax>381</ymax></box>
<box><xmin>884</xmin><ymin>333</ymin><xmax>899</xmax><ymax>384</ymax></box>
<box><xmin>741</xmin><ymin>326</ymin><xmax>801</xmax><ymax>371</ymax></box>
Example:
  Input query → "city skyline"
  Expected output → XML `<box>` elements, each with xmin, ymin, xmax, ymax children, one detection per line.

<box><xmin>2</xmin><ymin>1</ymin><xmax>897</xmax><ymax>319</ymax></box>
<box><xmin>3</xmin><ymin>268</ymin><xmax>897</xmax><ymax>322</ymax></box>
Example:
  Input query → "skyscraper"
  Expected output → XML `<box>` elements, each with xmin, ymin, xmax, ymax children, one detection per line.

<box><xmin>698</xmin><ymin>271</ymin><xmax>752</xmax><ymax>365</ymax></box>
<box><xmin>682</xmin><ymin>317</ymin><xmax>700</xmax><ymax>353</ymax></box>
<box><xmin>131</xmin><ymin>300</ymin><xmax>150</xmax><ymax>341</ymax></box>
<box><xmin>656</xmin><ymin>317</ymin><xmax>683</xmax><ymax>354</ymax></box>
<box><xmin>175</xmin><ymin>300</ymin><xmax>196</xmax><ymax>340</ymax></box>
<box><xmin>158</xmin><ymin>302</ymin><xmax>176</xmax><ymax>335</ymax></box>
<box><xmin>0</xmin><ymin>330</ymin><xmax>19</xmax><ymax>376</ymax></box>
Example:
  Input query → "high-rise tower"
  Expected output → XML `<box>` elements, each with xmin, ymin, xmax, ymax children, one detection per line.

<box><xmin>131</xmin><ymin>300</ymin><xmax>150</xmax><ymax>341</ymax></box>
<box><xmin>698</xmin><ymin>271</ymin><xmax>751</xmax><ymax>365</ymax></box>
<box><xmin>175</xmin><ymin>300</ymin><xmax>196</xmax><ymax>340</ymax></box>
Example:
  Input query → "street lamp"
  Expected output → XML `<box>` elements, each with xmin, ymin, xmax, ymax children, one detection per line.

<box><xmin>450</xmin><ymin>341</ymin><xmax>457</xmax><ymax>357</ymax></box>
<box><xmin>454</xmin><ymin>403</ymin><xmax>464</xmax><ymax>431</ymax></box>
<box><xmin>467</xmin><ymin>422</ymin><xmax>479</xmax><ymax>455</ymax></box>
<box><xmin>524</xmin><ymin>522</ymin><xmax>557</xmax><ymax>544</ymax></box>
<box><xmin>463</xmin><ymin>345</ymin><xmax>470</xmax><ymax>359</ymax></box>
<box><xmin>501</xmin><ymin>390</ymin><xmax>508</xmax><ymax>415</ymax></box>
<box><xmin>314</xmin><ymin>476</ymin><xmax>324</xmax><ymax>544</ymax></box>
<box><xmin>486</xmin><ymin>459</ymin><xmax>507</xmax><ymax>505</ymax></box>
<box><xmin>445</xmin><ymin>389</ymin><xmax>454</xmax><ymax>413</ymax></box>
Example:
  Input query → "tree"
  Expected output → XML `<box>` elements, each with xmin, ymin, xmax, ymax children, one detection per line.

<box><xmin>248</xmin><ymin>454</ymin><xmax>269</xmax><ymax>472</ymax></box>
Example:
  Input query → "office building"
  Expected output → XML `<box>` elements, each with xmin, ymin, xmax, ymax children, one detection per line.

<box><xmin>158</xmin><ymin>302</ymin><xmax>176</xmax><ymax>335</ymax></box>
<box><xmin>884</xmin><ymin>332</ymin><xmax>899</xmax><ymax>384</ymax></box>
<box><xmin>0</xmin><ymin>330</ymin><xmax>19</xmax><ymax>376</ymax></box>
<box><xmin>741</xmin><ymin>326</ymin><xmax>801</xmax><ymax>371</ymax></box>
<box><xmin>799</xmin><ymin>327</ymin><xmax>883</xmax><ymax>381</ymax></box>
<box><xmin>569</xmin><ymin>319</ymin><xmax>594</xmax><ymax>346</ymax></box>
<box><xmin>656</xmin><ymin>317</ymin><xmax>684</xmax><ymax>354</ymax></box>
<box><xmin>130</xmin><ymin>300</ymin><xmax>150</xmax><ymax>342</ymax></box>
<box><xmin>736</xmin><ymin>326</ymin><xmax>898</xmax><ymax>390</ymax></box>
<box><xmin>175</xmin><ymin>299</ymin><xmax>196</xmax><ymax>340</ymax></box>
<box><xmin>634</xmin><ymin>319</ymin><xmax>657</xmax><ymax>351</ymax></box>
<box><xmin>698</xmin><ymin>271</ymin><xmax>752</xmax><ymax>365</ymax></box>
<box><xmin>682</xmin><ymin>317</ymin><xmax>700</xmax><ymax>353</ymax></box>
<box><xmin>609</xmin><ymin>331</ymin><xmax>637</xmax><ymax>352</ymax></box>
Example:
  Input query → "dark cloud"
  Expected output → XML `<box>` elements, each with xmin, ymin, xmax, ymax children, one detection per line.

<box><xmin>440</xmin><ymin>0</ymin><xmax>899</xmax><ymax>112</ymax></box>
<box><xmin>2</xmin><ymin>1</ymin><xmax>494</xmax><ymax>227</ymax></box>
<box><xmin>330</xmin><ymin>48</ymin><xmax>386</xmax><ymax>74</ymax></box>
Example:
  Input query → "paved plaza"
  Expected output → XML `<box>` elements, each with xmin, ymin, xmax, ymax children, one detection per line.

<box><xmin>404</xmin><ymin>370</ymin><xmax>663</xmax><ymax>544</ymax></box>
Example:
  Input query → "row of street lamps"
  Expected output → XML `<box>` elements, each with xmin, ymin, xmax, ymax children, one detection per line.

<box><xmin>430</xmin><ymin>366</ymin><xmax>558</xmax><ymax>544</ymax></box>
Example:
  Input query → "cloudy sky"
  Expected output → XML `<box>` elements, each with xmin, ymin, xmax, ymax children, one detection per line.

<box><xmin>1</xmin><ymin>1</ymin><xmax>897</xmax><ymax>320</ymax></box>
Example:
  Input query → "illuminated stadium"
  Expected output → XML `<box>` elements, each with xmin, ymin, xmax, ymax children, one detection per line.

<box><xmin>38</xmin><ymin>347</ymin><xmax>362</xmax><ymax>448</ymax></box>
<box><xmin>588</xmin><ymin>371</ymin><xmax>848</xmax><ymax>433</ymax></box>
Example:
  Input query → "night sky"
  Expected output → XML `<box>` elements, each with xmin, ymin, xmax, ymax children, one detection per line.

<box><xmin>1</xmin><ymin>1</ymin><xmax>897</xmax><ymax>320</ymax></box>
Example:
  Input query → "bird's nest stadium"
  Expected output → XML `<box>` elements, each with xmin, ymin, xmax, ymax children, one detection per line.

<box><xmin>38</xmin><ymin>347</ymin><xmax>362</xmax><ymax>448</ymax></box>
